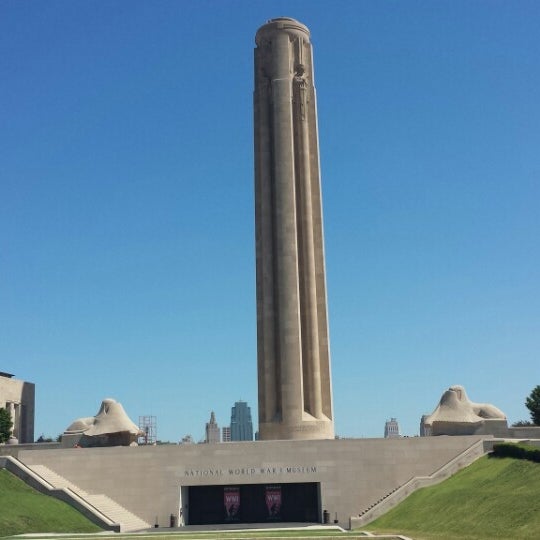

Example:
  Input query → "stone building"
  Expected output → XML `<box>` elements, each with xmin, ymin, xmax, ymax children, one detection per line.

<box><xmin>420</xmin><ymin>414</ymin><xmax>432</xmax><ymax>436</ymax></box>
<box><xmin>384</xmin><ymin>418</ymin><xmax>400</xmax><ymax>438</ymax></box>
<box><xmin>0</xmin><ymin>371</ymin><xmax>35</xmax><ymax>443</ymax></box>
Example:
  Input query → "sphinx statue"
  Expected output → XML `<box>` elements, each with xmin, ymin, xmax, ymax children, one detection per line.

<box><xmin>423</xmin><ymin>385</ymin><xmax>507</xmax><ymax>436</ymax></box>
<box><xmin>63</xmin><ymin>398</ymin><xmax>143</xmax><ymax>447</ymax></box>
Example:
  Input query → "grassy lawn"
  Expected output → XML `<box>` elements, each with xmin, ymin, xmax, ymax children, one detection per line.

<box><xmin>1</xmin><ymin>532</ymin><xmax>400</xmax><ymax>540</ymax></box>
<box><xmin>363</xmin><ymin>455</ymin><xmax>540</xmax><ymax>540</ymax></box>
<box><xmin>0</xmin><ymin>469</ymin><xmax>102</xmax><ymax>537</ymax></box>
<box><xmin>1</xmin><ymin>534</ymin><xmax>399</xmax><ymax>540</ymax></box>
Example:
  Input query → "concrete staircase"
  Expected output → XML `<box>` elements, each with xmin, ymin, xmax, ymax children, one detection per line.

<box><xmin>25</xmin><ymin>464</ymin><xmax>150</xmax><ymax>532</ymax></box>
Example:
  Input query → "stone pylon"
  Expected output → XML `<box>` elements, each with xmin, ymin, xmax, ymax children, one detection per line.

<box><xmin>254</xmin><ymin>17</ymin><xmax>334</xmax><ymax>440</ymax></box>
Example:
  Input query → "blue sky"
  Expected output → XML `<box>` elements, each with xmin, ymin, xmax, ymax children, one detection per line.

<box><xmin>1</xmin><ymin>1</ymin><xmax>539</xmax><ymax>442</ymax></box>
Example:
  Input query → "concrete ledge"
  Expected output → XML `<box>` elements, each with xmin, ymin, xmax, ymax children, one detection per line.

<box><xmin>0</xmin><ymin>442</ymin><xmax>60</xmax><ymax>458</ymax></box>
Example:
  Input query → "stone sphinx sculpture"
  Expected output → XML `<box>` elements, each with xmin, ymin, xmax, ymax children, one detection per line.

<box><xmin>63</xmin><ymin>398</ymin><xmax>143</xmax><ymax>447</ymax></box>
<box><xmin>423</xmin><ymin>385</ymin><xmax>507</xmax><ymax>436</ymax></box>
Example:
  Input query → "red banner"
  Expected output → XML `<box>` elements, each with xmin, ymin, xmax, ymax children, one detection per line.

<box><xmin>224</xmin><ymin>487</ymin><xmax>240</xmax><ymax>520</ymax></box>
<box><xmin>265</xmin><ymin>485</ymin><xmax>282</xmax><ymax>519</ymax></box>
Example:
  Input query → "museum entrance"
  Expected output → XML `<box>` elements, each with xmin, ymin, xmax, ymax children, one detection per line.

<box><xmin>186</xmin><ymin>482</ymin><xmax>319</xmax><ymax>525</ymax></box>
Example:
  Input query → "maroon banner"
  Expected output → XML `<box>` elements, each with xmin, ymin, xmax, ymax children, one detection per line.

<box><xmin>265</xmin><ymin>485</ymin><xmax>282</xmax><ymax>519</ymax></box>
<box><xmin>224</xmin><ymin>487</ymin><xmax>240</xmax><ymax>520</ymax></box>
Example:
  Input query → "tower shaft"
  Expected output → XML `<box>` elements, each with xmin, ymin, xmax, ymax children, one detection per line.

<box><xmin>254</xmin><ymin>18</ymin><xmax>334</xmax><ymax>440</ymax></box>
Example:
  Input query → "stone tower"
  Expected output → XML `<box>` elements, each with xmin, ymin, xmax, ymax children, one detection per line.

<box><xmin>205</xmin><ymin>411</ymin><xmax>220</xmax><ymax>444</ymax></box>
<box><xmin>254</xmin><ymin>17</ymin><xmax>334</xmax><ymax>440</ymax></box>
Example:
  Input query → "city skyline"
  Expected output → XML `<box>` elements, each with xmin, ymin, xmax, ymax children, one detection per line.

<box><xmin>2</xmin><ymin>2</ymin><xmax>539</xmax><ymax>442</ymax></box>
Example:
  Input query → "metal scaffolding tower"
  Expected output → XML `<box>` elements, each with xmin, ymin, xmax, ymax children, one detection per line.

<box><xmin>138</xmin><ymin>415</ymin><xmax>157</xmax><ymax>445</ymax></box>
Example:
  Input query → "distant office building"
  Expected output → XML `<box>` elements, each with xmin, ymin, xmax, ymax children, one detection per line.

<box><xmin>384</xmin><ymin>418</ymin><xmax>400</xmax><ymax>438</ymax></box>
<box><xmin>205</xmin><ymin>411</ymin><xmax>220</xmax><ymax>443</ymax></box>
<box><xmin>222</xmin><ymin>426</ymin><xmax>231</xmax><ymax>442</ymax></box>
<box><xmin>230</xmin><ymin>400</ymin><xmax>253</xmax><ymax>441</ymax></box>
<box><xmin>419</xmin><ymin>415</ymin><xmax>432</xmax><ymax>437</ymax></box>
<box><xmin>0</xmin><ymin>371</ymin><xmax>35</xmax><ymax>443</ymax></box>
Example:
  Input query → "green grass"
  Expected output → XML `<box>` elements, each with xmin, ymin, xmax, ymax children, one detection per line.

<box><xmin>0</xmin><ymin>469</ymin><xmax>103</xmax><ymax>537</ymax></box>
<box><xmin>1</xmin><ymin>534</ymin><xmax>398</xmax><ymax>540</ymax></box>
<box><xmin>0</xmin><ymin>532</ymin><xmax>396</xmax><ymax>540</ymax></box>
<box><xmin>364</xmin><ymin>455</ymin><xmax>540</xmax><ymax>540</ymax></box>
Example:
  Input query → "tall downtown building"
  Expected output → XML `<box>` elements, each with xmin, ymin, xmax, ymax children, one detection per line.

<box><xmin>254</xmin><ymin>18</ymin><xmax>334</xmax><ymax>440</ymax></box>
<box><xmin>205</xmin><ymin>411</ymin><xmax>220</xmax><ymax>444</ymax></box>
<box><xmin>230</xmin><ymin>400</ymin><xmax>253</xmax><ymax>441</ymax></box>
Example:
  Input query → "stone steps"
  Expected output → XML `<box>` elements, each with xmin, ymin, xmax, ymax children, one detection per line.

<box><xmin>85</xmin><ymin>493</ymin><xmax>150</xmax><ymax>532</ymax></box>
<box><xmin>30</xmin><ymin>464</ymin><xmax>86</xmax><ymax>493</ymax></box>
<box><xmin>28</xmin><ymin>464</ymin><xmax>150</xmax><ymax>532</ymax></box>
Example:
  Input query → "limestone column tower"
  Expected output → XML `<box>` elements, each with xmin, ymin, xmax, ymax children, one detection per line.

<box><xmin>254</xmin><ymin>17</ymin><xmax>334</xmax><ymax>440</ymax></box>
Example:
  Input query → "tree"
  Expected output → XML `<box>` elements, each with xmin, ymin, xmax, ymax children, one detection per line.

<box><xmin>525</xmin><ymin>385</ymin><xmax>540</xmax><ymax>426</ymax></box>
<box><xmin>0</xmin><ymin>407</ymin><xmax>13</xmax><ymax>443</ymax></box>
<box><xmin>512</xmin><ymin>420</ymin><xmax>534</xmax><ymax>427</ymax></box>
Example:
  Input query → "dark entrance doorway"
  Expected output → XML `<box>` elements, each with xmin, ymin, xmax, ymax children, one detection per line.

<box><xmin>187</xmin><ymin>482</ymin><xmax>319</xmax><ymax>525</ymax></box>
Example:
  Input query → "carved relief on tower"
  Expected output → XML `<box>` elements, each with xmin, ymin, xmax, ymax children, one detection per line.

<box><xmin>293</xmin><ymin>63</ymin><xmax>308</xmax><ymax>120</ymax></box>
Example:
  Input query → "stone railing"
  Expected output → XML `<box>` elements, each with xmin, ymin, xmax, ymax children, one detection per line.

<box><xmin>0</xmin><ymin>442</ymin><xmax>60</xmax><ymax>457</ymax></box>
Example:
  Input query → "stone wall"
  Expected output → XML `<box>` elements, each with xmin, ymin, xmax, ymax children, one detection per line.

<box><xmin>507</xmin><ymin>426</ymin><xmax>540</xmax><ymax>439</ymax></box>
<box><xmin>0</xmin><ymin>442</ymin><xmax>60</xmax><ymax>457</ymax></box>
<box><xmin>17</xmin><ymin>436</ymin><xmax>484</xmax><ymax>528</ymax></box>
